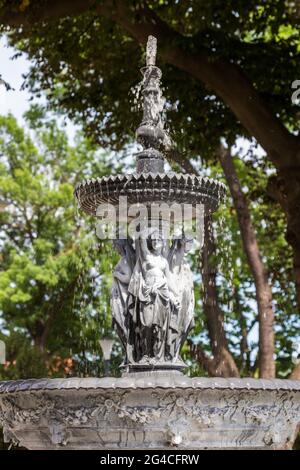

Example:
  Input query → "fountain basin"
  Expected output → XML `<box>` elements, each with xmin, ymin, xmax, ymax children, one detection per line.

<box><xmin>1</xmin><ymin>374</ymin><xmax>300</xmax><ymax>450</ymax></box>
<box><xmin>75</xmin><ymin>172</ymin><xmax>226</xmax><ymax>215</ymax></box>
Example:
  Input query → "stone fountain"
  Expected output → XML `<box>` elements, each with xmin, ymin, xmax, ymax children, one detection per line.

<box><xmin>0</xmin><ymin>37</ymin><xmax>300</xmax><ymax>450</ymax></box>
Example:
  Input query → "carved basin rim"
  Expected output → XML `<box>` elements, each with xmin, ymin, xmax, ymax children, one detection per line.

<box><xmin>1</xmin><ymin>377</ymin><xmax>300</xmax><ymax>394</ymax></box>
<box><xmin>74</xmin><ymin>172</ymin><xmax>227</xmax><ymax>216</ymax></box>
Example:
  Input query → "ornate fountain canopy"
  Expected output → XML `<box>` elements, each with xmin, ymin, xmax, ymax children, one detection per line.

<box><xmin>75</xmin><ymin>172</ymin><xmax>225</xmax><ymax>216</ymax></box>
<box><xmin>75</xmin><ymin>36</ymin><xmax>226</xmax><ymax>215</ymax></box>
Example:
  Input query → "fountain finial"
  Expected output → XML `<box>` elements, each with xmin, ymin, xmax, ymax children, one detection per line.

<box><xmin>135</xmin><ymin>35</ymin><xmax>167</xmax><ymax>173</ymax></box>
<box><xmin>146</xmin><ymin>35</ymin><xmax>157</xmax><ymax>66</ymax></box>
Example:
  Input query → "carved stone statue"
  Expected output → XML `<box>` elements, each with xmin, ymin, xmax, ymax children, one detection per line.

<box><xmin>167</xmin><ymin>236</ymin><xmax>195</xmax><ymax>360</ymax></box>
<box><xmin>109</xmin><ymin>35</ymin><xmax>196</xmax><ymax>371</ymax></box>
<box><xmin>111</xmin><ymin>239</ymin><xmax>135</xmax><ymax>351</ymax></box>
<box><xmin>126</xmin><ymin>228</ymin><xmax>179</xmax><ymax>366</ymax></box>
<box><xmin>111</xmin><ymin>230</ymin><xmax>195</xmax><ymax>370</ymax></box>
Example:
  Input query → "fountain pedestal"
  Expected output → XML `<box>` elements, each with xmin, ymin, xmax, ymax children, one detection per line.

<box><xmin>1</xmin><ymin>374</ymin><xmax>300</xmax><ymax>450</ymax></box>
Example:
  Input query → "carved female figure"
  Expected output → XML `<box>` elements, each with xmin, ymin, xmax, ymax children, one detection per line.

<box><xmin>167</xmin><ymin>236</ymin><xmax>195</xmax><ymax>360</ymax></box>
<box><xmin>127</xmin><ymin>228</ymin><xmax>179</xmax><ymax>365</ymax></box>
<box><xmin>111</xmin><ymin>239</ymin><xmax>135</xmax><ymax>351</ymax></box>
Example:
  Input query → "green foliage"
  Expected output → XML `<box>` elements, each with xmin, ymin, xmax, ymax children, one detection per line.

<box><xmin>0</xmin><ymin>1</ymin><xmax>299</xmax><ymax>380</ymax></box>
<box><xmin>1</xmin><ymin>1</ymin><xmax>300</xmax><ymax>156</ymax></box>
<box><xmin>0</xmin><ymin>108</ymin><xmax>124</xmax><ymax>379</ymax></box>
<box><xmin>189</xmin><ymin>148</ymin><xmax>298</xmax><ymax>377</ymax></box>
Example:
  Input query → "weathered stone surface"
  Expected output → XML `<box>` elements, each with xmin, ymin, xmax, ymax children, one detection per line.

<box><xmin>112</xmin><ymin>233</ymin><xmax>195</xmax><ymax>371</ymax></box>
<box><xmin>1</xmin><ymin>374</ymin><xmax>300</xmax><ymax>450</ymax></box>
<box><xmin>75</xmin><ymin>172</ymin><xmax>226</xmax><ymax>216</ymax></box>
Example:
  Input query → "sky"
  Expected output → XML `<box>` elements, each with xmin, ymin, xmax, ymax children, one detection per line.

<box><xmin>0</xmin><ymin>36</ymin><xmax>77</xmax><ymax>141</ymax></box>
<box><xmin>0</xmin><ymin>36</ymin><xmax>32</xmax><ymax>121</ymax></box>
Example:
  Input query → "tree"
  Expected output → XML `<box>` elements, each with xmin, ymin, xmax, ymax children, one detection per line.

<box><xmin>0</xmin><ymin>1</ymin><xmax>300</xmax><ymax>314</ymax></box>
<box><xmin>218</xmin><ymin>144</ymin><xmax>275</xmax><ymax>378</ymax></box>
<box><xmin>0</xmin><ymin>108</ymin><xmax>122</xmax><ymax>380</ymax></box>
<box><xmin>0</xmin><ymin>1</ymin><xmax>299</xmax><ymax>380</ymax></box>
<box><xmin>0</xmin><ymin>107</ymin><xmax>298</xmax><ymax>384</ymax></box>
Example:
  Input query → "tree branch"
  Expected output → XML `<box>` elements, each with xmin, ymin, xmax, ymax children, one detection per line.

<box><xmin>1</xmin><ymin>1</ymin><xmax>299</xmax><ymax>169</ymax></box>
<box><xmin>0</xmin><ymin>0</ymin><xmax>97</xmax><ymax>27</ymax></box>
<box><xmin>218</xmin><ymin>144</ymin><xmax>275</xmax><ymax>378</ymax></box>
<box><xmin>165</xmin><ymin>148</ymin><xmax>197</xmax><ymax>174</ymax></box>
<box><xmin>108</xmin><ymin>2</ymin><xmax>300</xmax><ymax>169</ymax></box>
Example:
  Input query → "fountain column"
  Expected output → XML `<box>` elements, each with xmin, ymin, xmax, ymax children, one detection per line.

<box><xmin>135</xmin><ymin>35</ymin><xmax>167</xmax><ymax>173</ymax></box>
<box><xmin>109</xmin><ymin>36</ymin><xmax>197</xmax><ymax>372</ymax></box>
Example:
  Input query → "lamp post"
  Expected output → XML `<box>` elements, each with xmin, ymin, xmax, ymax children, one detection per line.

<box><xmin>99</xmin><ymin>338</ymin><xmax>114</xmax><ymax>376</ymax></box>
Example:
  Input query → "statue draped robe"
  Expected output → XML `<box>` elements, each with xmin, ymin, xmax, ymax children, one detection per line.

<box><xmin>126</xmin><ymin>239</ymin><xmax>177</xmax><ymax>364</ymax></box>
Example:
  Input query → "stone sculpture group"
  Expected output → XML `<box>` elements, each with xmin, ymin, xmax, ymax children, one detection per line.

<box><xmin>111</xmin><ymin>230</ymin><xmax>194</xmax><ymax>369</ymax></box>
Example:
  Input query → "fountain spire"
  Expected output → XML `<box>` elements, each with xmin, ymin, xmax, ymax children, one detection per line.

<box><xmin>135</xmin><ymin>35</ymin><xmax>170</xmax><ymax>173</ymax></box>
<box><xmin>146</xmin><ymin>35</ymin><xmax>157</xmax><ymax>66</ymax></box>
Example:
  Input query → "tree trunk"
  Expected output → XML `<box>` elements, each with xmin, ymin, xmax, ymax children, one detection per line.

<box><xmin>290</xmin><ymin>362</ymin><xmax>300</xmax><ymax>380</ymax></box>
<box><xmin>267</xmin><ymin>173</ymin><xmax>300</xmax><ymax>313</ymax></box>
<box><xmin>233</xmin><ymin>286</ymin><xmax>251</xmax><ymax>374</ymax></box>
<box><xmin>218</xmin><ymin>145</ymin><xmax>275</xmax><ymax>378</ymax></box>
<box><xmin>192</xmin><ymin>213</ymin><xmax>240</xmax><ymax>378</ymax></box>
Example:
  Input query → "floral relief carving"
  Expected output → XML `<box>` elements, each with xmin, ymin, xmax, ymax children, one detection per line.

<box><xmin>117</xmin><ymin>406</ymin><xmax>162</xmax><ymax>424</ymax></box>
<box><xmin>114</xmin><ymin>391</ymin><xmax>240</xmax><ymax>427</ymax></box>
<box><xmin>245</xmin><ymin>405</ymin><xmax>278</xmax><ymax>424</ymax></box>
<box><xmin>0</xmin><ymin>386</ymin><xmax>299</xmax><ymax>449</ymax></box>
<box><xmin>0</xmin><ymin>395</ymin><xmax>47</xmax><ymax>427</ymax></box>
<box><xmin>0</xmin><ymin>392</ymin><xmax>127</xmax><ymax>428</ymax></box>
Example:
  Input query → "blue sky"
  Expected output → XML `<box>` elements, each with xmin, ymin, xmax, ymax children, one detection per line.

<box><xmin>0</xmin><ymin>36</ymin><xmax>77</xmax><ymax>140</ymax></box>
<box><xmin>0</xmin><ymin>36</ymin><xmax>31</xmax><ymax>121</ymax></box>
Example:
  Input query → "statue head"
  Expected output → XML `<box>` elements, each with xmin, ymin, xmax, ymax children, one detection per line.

<box><xmin>113</xmin><ymin>239</ymin><xmax>127</xmax><ymax>257</ymax></box>
<box><xmin>147</xmin><ymin>228</ymin><xmax>164</xmax><ymax>254</ymax></box>
<box><xmin>183</xmin><ymin>235</ymin><xmax>194</xmax><ymax>253</ymax></box>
